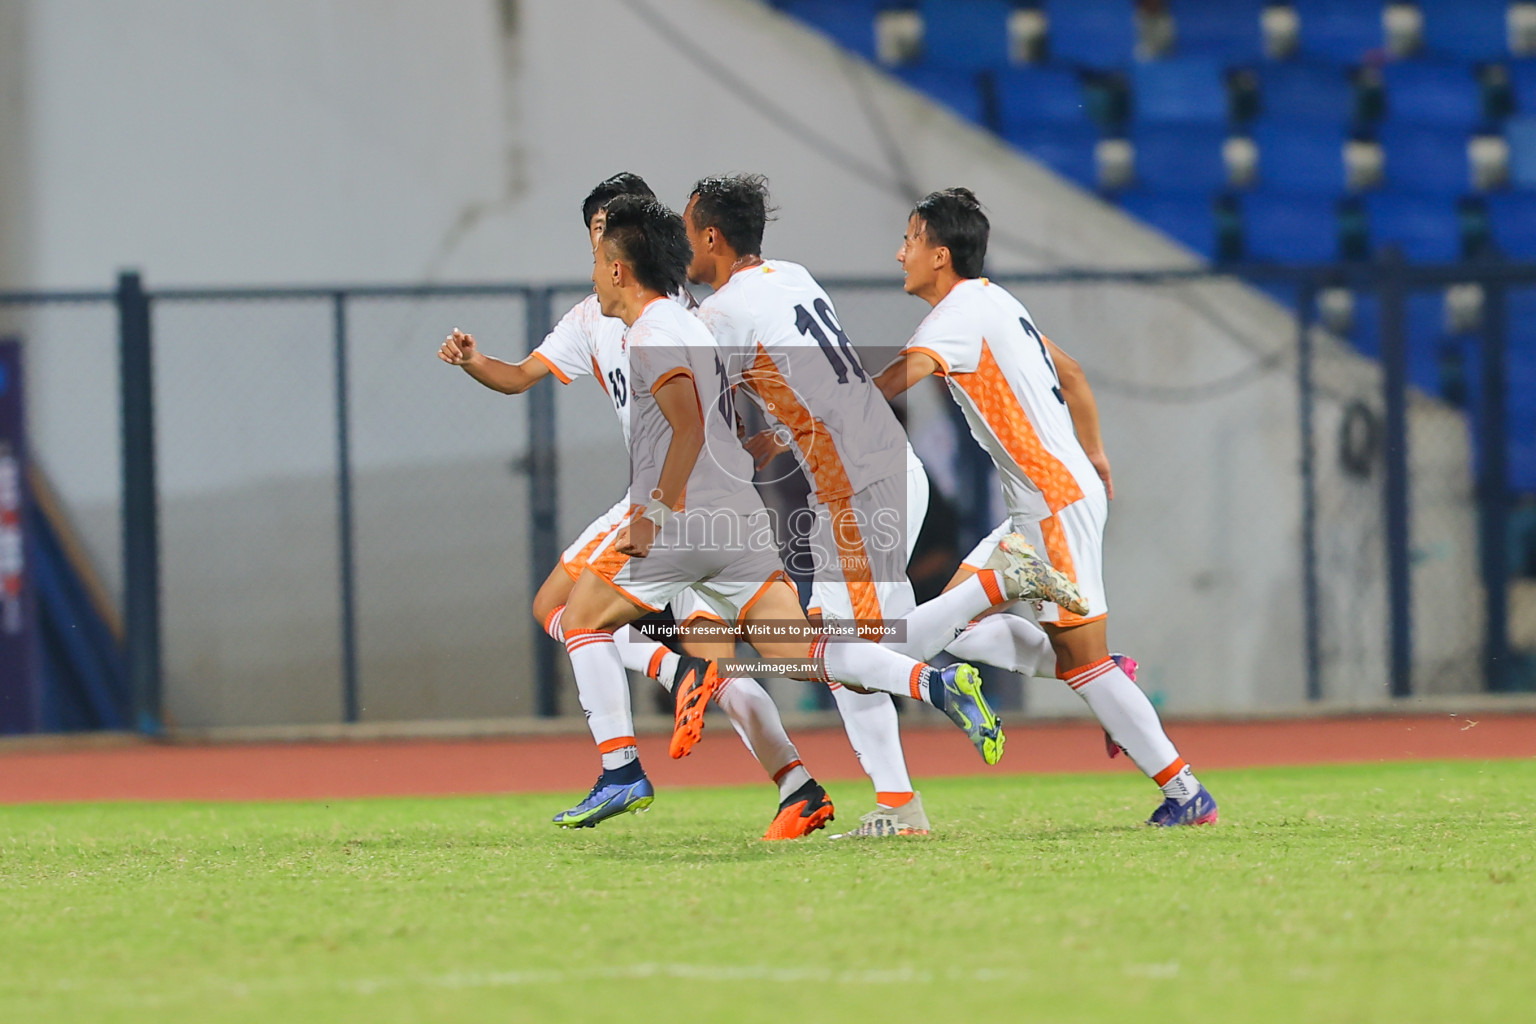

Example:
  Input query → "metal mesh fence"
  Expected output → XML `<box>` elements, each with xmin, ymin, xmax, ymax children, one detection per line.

<box><xmin>5</xmin><ymin>264</ymin><xmax>1531</xmax><ymax>733</ymax></box>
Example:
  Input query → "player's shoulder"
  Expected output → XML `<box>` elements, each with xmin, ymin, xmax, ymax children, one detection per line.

<box><xmin>636</xmin><ymin>295</ymin><xmax>713</xmax><ymax>344</ymax></box>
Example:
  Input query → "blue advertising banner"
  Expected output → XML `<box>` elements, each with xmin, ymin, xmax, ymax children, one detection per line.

<box><xmin>0</xmin><ymin>338</ymin><xmax>38</xmax><ymax>733</ymax></box>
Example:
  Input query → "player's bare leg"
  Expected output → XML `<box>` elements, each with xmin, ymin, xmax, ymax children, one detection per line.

<box><xmin>674</xmin><ymin>581</ymin><xmax>1005</xmax><ymax>766</ymax></box>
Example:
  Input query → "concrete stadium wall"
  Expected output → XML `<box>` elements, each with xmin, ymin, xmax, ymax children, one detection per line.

<box><xmin>0</xmin><ymin>0</ymin><xmax>1481</xmax><ymax>725</ymax></box>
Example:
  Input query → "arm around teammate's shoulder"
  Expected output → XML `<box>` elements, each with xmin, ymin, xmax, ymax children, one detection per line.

<box><xmin>874</xmin><ymin>350</ymin><xmax>942</xmax><ymax>401</ymax></box>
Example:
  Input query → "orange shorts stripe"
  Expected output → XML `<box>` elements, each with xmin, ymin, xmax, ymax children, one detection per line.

<box><xmin>597</xmin><ymin>736</ymin><xmax>636</xmax><ymax>754</ymax></box>
<box><xmin>1153</xmin><ymin>757</ymin><xmax>1188</xmax><ymax>787</ymax></box>
<box><xmin>738</xmin><ymin>570</ymin><xmax>791</xmax><ymax>624</ymax></box>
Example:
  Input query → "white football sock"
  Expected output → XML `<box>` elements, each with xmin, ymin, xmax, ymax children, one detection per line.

<box><xmin>885</xmin><ymin>571</ymin><xmax>1007</xmax><ymax>661</ymax></box>
<box><xmin>613</xmin><ymin>625</ymin><xmax>680</xmax><ymax>688</ymax></box>
<box><xmin>1158</xmin><ymin>764</ymin><xmax>1201</xmax><ymax>803</ymax></box>
<box><xmin>563</xmin><ymin>629</ymin><xmax>636</xmax><ymax>767</ymax></box>
<box><xmin>944</xmin><ymin>613</ymin><xmax>1056</xmax><ymax>677</ymax></box>
<box><xmin>713</xmin><ymin>676</ymin><xmax>806</xmax><ymax>798</ymax></box>
<box><xmin>1062</xmin><ymin>657</ymin><xmax>1197</xmax><ymax>796</ymax></box>
<box><xmin>829</xmin><ymin>683</ymin><xmax>914</xmax><ymax>797</ymax></box>
<box><xmin>816</xmin><ymin>637</ymin><xmax>934</xmax><ymax>705</ymax></box>
<box><xmin>542</xmin><ymin>605</ymin><xmax>565</xmax><ymax>642</ymax></box>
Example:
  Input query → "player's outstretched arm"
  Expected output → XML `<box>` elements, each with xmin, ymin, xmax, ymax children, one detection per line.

<box><xmin>1045</xmin><ymin>337</ymin><xmax>1113</xmax><ymax>499</ymax></box>
<box><xmin>874</xmin><ymin>350</ymin><xmax>942</xmax><ymax>401</ymax></box>
<box><xmin>437</xmin><ymin>328</ymin><xmax>551</xmax><ymax>395</ymax></box>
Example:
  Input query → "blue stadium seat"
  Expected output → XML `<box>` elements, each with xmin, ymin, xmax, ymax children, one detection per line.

<box><xmin>1258</xmin><ymin>63</ymin><xmax>1358</xmax><ymax>125</ymax></box>
<box><xmin>919</xmin><ymin>0</ymin><xmax>1012</xmax><ymax>71</ymax></box>
<box><xmin>995</xmin><ymin>66</ymin><xmax>1089</xmax><ymax>130</ymax></box>
<box><xmin>1292</xmin><ymin>0</ymin><xmax>1384</xmax><ymax>64</ymax></box>
<box><xmin>1382</xmin><ymin>62</ymin><xmax>1484</xmax><ymax>129</ymax></box>
<box><xmin>1418</xmin><ymin>0</ymin><xmax>1510</xmax><ymax>62</ymax></box>
<box><xmin>1132</xmin><ymin>126</ymin><xmax>1230</xmax><ymax>192</ymax></box>
<box><xmin>895</xmin><ymin>67</ymin><xmax>986</xmax><ymax>123</ymax></box>
<box><xmin>1508</xmin><ymin>117</ymin><xmax>1536</xmax><ymax>189</ymax></box>
<box><xmin>780</xmin><ymin>0</ymin><xmax>880</xmax><ymax>61</ymax></box>
<box><xmin>1118</xmin><ymin>191</ymin><xmax>1217</xmax><ymax>257</ymax></box>
<box><xmin>1251</xmin><ymin>120</ymin><xmax>1348</xmax><ymax>194</ymax></box>
<box><xmin>1171</xmin><ymin>0</ymin><xmax>1266</xmax><ymax>63</ymax></box>
<box><xmin>1377</xmin><ymin>125</ymin><xmax>1471</xmax><ymax>194</ymax></box>
<box><xmin>1045</xmin><ymin>0</ymin><xmax>1137</xmax><ymax>66</ymax></box>
<box><xmin>1512</xmin><ymin>61</ymin><xmax>1536</xmax><ymax>115</ymax></box>
<box><xmin>1132</xmin><ymin>58</ymin><xmax>1228</xmax><ymax>124</ymax></box>
<box><xmin>1241</xmin><ymin>193</ymin><xmax>1340</xmax><ymax>262</ymax></box>
<box><xmin>1366</xmin><ymin>193</ymin><xmax>1463</xmax><ymax>262</ymax></box>
<box><xmin>1004</xmin><ymin>122</ymin><xmax>1100</xmax><ymax>186</ymax></box>
<box><xmin>1349</xmin><ymin>291</ymin><xmax>1450</xmax><ymax>395</ymax></box>
<box><xmin>1486</xmin><ymin>193</ymin><xmax>1536</xmax><ymax>258</ymax></box>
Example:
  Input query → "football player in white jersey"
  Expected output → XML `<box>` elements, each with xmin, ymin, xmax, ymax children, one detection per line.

<box><xmin>682</xmin><ymin>174</ymin><xmax>1083</xmax><ymax>837</ymax></box>
<box><xmin>439</xmin><ymin>174</ymin><xmax>836</xmax><ymax>838</ymax></box>
<box><xmin>557</xmin><ymin>194</ymin><xmax>1020</xmax><ymax>792</ymax></box>
<box><xmin>874</xmin><ymin>188</ymin><xmax>1218</xmax><ymax>827</ymax></box>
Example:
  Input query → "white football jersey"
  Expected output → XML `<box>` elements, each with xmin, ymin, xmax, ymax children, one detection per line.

<box><xmin>531</xmin><ymin>291</ymin><xmax>698</xmax><ymax>451</ymax></box>
<box><xmin>531</xmin><ymin>294</ymin><xmax>634</xmax><ymax>447</ymax></box>
<box><xmin>904</xmin><ymin>277</ymin><xmax>1101</xmax><ymax>523</ymax></box>
<box><xmin>696</xmin><ymin>261</ymin><xmax>908</xmax><ymax>501</ymax></box>
<box><xmin>624</xmin><ymin>297</ymin><xmax>761</xmax><ymax>513</ymax></box>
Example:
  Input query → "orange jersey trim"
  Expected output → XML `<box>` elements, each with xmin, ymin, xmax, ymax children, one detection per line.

<box><xmin>952</xmin><ymin>340</ymin><xmax>1084</xmax><ymax>514</ymax></box>
<box><xmin>649</xmin><ymin>366</ymin><xmax>694</xmax><ymax>394</ymax></box>
<box><xmin>530</xmin><ymin>350</ymin><xmax>573</xmax><ymax>385</ymax></box>
<box><xmin>906</xmin><ymin>345</ymin><xmax>952</xmax><ymax>375</ymax></box>
<box><xmin>743</xmin><ymin>343</ymin><xmax>857</xmax><ymax>502</ymax></box>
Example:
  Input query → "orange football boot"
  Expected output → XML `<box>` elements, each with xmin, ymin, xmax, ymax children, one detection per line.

<box><xmin>762</xmin><ymin>779</ymin><xmax>835</xmax><ymax>840</ymax></box>
<box><xmin>668</xmin><ymin>658</ymin><xmax>720</xmax><ymax>759</ymax></box>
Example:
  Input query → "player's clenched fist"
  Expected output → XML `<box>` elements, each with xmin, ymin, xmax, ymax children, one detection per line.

<box><xmin>439</xmin><ymin>328</ymin><xmax>481</xmax><ymax>367</ymax></box>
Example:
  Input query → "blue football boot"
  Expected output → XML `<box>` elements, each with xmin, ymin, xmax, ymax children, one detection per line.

<box><xmin>552</xmin><ymin>772</ymin><xmax>655</xmax><ymax>828</ymax></box>
<box><xmin>934</xmin><ymin>663</ymin><xmax>1005</xmax><ymax>765</ymax></box>
<box><xmin>1147</xmin><ymin>785</ymin><xmax>1219</xmax><ymax>827</ymax></box>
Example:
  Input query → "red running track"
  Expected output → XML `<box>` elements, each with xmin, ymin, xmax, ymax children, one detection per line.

<box><xmin>0</xmin><ymin>714</ymin><xmax>1532</xmax><ymax>805</ymax></box>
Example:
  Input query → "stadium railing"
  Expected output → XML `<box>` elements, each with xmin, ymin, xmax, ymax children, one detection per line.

<box><xmin>1</xmin><ymin>261</ymin><xmax>1531</xmax><ymax>734</ymax></box>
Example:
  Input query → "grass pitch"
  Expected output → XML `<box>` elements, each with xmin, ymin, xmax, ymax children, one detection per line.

<box><xmin>2</xmin><ymin>760</ymin><xmax>1532</xmax><ymax>1024</ymax></box>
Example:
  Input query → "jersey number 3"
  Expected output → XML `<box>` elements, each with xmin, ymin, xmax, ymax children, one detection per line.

<box><xmin>1020</xmin><ymin>317</ymin><xmax>1066</xmax><ymax>406</ymax></box>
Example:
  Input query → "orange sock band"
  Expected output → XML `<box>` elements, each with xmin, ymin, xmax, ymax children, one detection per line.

<box><xmin>877</xmin><ymin>791</ymin><xmax>914</xmax><ymax>808</ymax></box>
<box><xmin>1059</xmin><ymin>654</ymin><xmax>1115</xmax><ymax>688</ymax></box>
<box><xmin>772</xmin><ymin>759</ymin><xmax>804</xmax><ymax>784</ymax></box>
<box><xmin>646</xmin><ymin>647</ymin><xmax>667</xmax><ymax>679</ymax></box>
<box><xmin>1153</xmin><ymin>757</ymin><xmax>1188</xmax><ymax>787</ymax></box>
<box><xmin>978</xmin><ymin>569</ymin><xmax>1004</xmax><ymax>606</ymax></box>
<box><xmin>908</xmin><ymin>664</ymin><xmax>926</xmax><ymax>701</ymax></box>
<box><xmin>597</xmin><ymin>736</ymin><xmax>636</xmax><ymax>754</ymax></box>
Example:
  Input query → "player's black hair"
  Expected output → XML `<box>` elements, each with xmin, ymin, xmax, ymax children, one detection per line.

<box><xmin>687</xmin><ymin>173</ymin><xmax>776</xmax><ymax>256</ymax></box>
<box><xmin>600</xmin><ymin>194</ymin><xmax>691</xmax><ymax>296</ymax></box>
<box><xmin>582</xmin><ymin>172</ymin><xmax>656</xmax><ymax>228</ymax></box>
<box><xmin>911</xmin><ymin>187</ymin><xmax>989</xmax><ymax>278</ymax></box>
